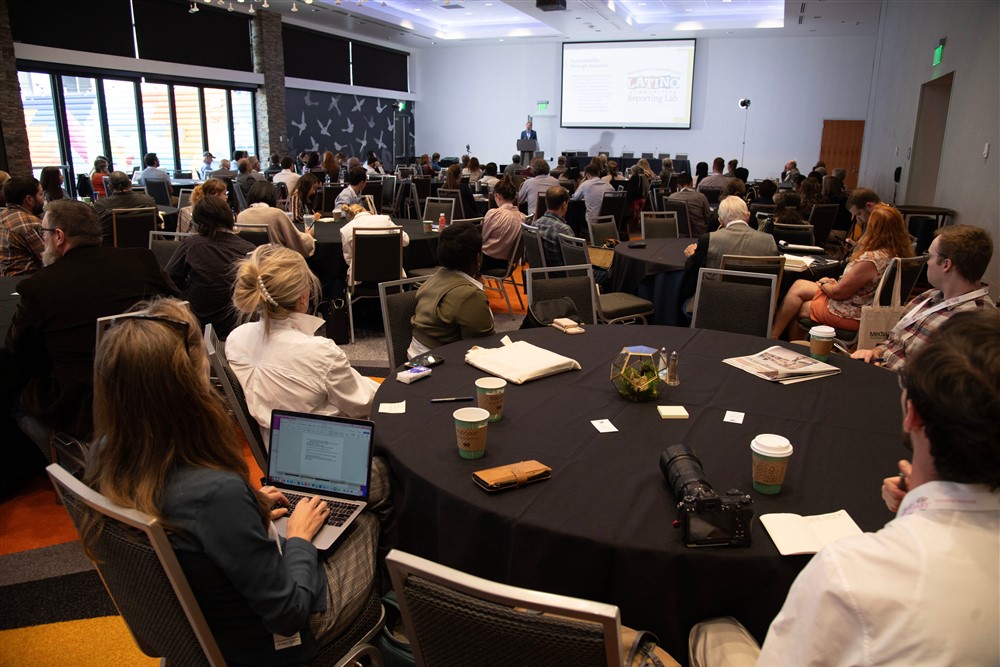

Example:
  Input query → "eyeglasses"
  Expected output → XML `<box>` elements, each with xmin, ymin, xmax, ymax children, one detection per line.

<box><xmin>38</xmin><ymin>227</ymin><xmax>58</xmax><ymax>235</ymax></box>
<box><xmin>115</xmin><ymin>314</ymin><xmax>191</xmax><ymax>354</ymax></box>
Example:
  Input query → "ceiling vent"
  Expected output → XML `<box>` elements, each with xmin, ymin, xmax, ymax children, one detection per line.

<box><xmin>537</xmin><ymin>0</ymin><xmax>568</xmax><ymax>11</ymax></box>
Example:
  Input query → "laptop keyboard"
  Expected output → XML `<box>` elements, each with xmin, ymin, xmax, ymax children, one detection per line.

<box><xmin>279</xmin><ymin>493</ymin><xmax>358</xmax><ymax>527</ymax></box>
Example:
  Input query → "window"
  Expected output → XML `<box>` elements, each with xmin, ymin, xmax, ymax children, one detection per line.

<box><xmin>18</xmin><ymin>72</ymin><xmax>62</xmax><ymax>171</ymax></box>
<box><xmin>62</xmin><ymin>76</ymin><xmax>104</xmax><ymax>181</ymax></box>
<box><xmin>204</xmin><ymin>87</ymin><xmax>232</xmax><ymax>163</ymax></box>
<box><xmin>352</xmin><ymin>43</ymin><xmax>409</xmax><ymax>92</ymax></box>
<box><xmin>174</xmin><ymin>86</ymin><xmax>204</xmax><ymax>174</ymax></box>
<box><xmin>104</xmin><ymin>79</ymin><xmax>142</xmax><ymax>173</ymax></box>
<box><xmin>231</xmin><ymin>90</ymin><xmax>256</xmax><ymax>158</ymax></box>
<box><xmin>140</xmin><ymin>82</ymin><xmax>175</xmax><ymax>172</ymax></box>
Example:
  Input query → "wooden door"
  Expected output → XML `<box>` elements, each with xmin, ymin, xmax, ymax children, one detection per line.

<box><xmin>819</xmin><ymin>120</ymin><xmax>865</xmax><ymax>190</ymax></box>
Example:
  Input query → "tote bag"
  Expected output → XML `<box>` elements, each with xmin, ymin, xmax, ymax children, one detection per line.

<box><xmin>857</xmin><ymin>259</ymin><xmax>906</xmax><ymax>350</ymax></box>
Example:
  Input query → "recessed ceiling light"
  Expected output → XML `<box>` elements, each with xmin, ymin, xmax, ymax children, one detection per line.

<box><xmin>465</xmin><ymin>11</ymin><xmax>471</xmax><ymax>14</ymax></box>
<box><xmin>498</xmin><ymin>38</ymin><xmax>504</xmax><ymax>42</ymax></box>
<box><xmin>414</xmin><ymin>7</ymin><xmax>420</xmax><ymax>10</ymax></box>
<box><xmin>684</xmin><ymin>8</ymin><xmax>692</xmax><ymax>12</ymax></box>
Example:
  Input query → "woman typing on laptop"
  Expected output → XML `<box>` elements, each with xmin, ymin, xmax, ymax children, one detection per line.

<box><xmin>82</xmin><ymin>298</ymin><xmax>385</xmax><ymax>665</ymax></box>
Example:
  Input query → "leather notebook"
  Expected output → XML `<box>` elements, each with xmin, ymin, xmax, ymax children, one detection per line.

<box><xmin>473</xmin><ymin>460</ymin><xmax>552</xmax><ymax>493</ymax></box>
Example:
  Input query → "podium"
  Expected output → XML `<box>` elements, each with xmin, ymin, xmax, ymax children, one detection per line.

<box><xmin>517</xmin><ymin>139</ymin><xmax>538</xmax><ymax>167</ymax></box>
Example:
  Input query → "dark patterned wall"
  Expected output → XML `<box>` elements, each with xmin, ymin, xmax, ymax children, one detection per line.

<box><xmin>285</xmin><ymin>88</ymin><xmax>414</xmax><ymax>167</ymax></box>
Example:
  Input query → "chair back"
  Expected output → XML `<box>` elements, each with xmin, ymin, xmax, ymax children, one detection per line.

<box><xmin>103</xmin><ymin>176</ymin><xmax>113</xmax><ymax>197</ymax></box>
<box><xmin>525</xmin><ymin>264</ymin><xmax>597</xmax><ymax>325</ymax></box>
<box><xmin>234</xmin><ymin>222</ymin><xmax>273</xmax><ymax>247</ymax></box>
<box><xmin>319</xmin><ymin>184</ymin><xmax>346</xmax><ymax>213</ymax></box>
<box><xmin>772</xmin><ymin>223</ymin><xmax>815</xmax><ymax>246</ymax></box>
<box><xmin>146</xmin><ymin>179</ymin><xmax>172</xmax><ymax>207</ymax></box>
<box><xmin>807</xmin><ymin>204</ymin><xmax>838</xmax><ymax>246</ymax></box>
<box><xmin>534</xmin><ymin>192</ymin><xmax>546</xmax><ymax>221</ymax></box>
<box><xmin>232</xmin><ymin>183</ymin><xmax>248</xmax><ymax>212</ymax></box>
<box><xmin>660</xmin><ymin>199</ymin><xmax>692</xmax><ymax>237</ymax></box>
<box><xmin>204</xmin><ymin>324</ymin><xmax>268</xmax><ymax>472</ymax></box>
<box><xmin>700</xmin><ymin>188</ymin><xmax>722</xmax><ymax>205</ymax></box>
<box><xmin>587</xmin><ymin>216</ymin><xmax>619</xmax><ymax>246</ymax></box>
<box><xmin>452</xmin><ymin>217</ymin><xmax>484</xmax><ymax>227</ymax></box>
<box><xmin>351</xmin><ymin>228</ymin><xmax>404</xmax><ymax>289</ymax></box>
<box><xmin>177</xmin><ymin>188</ymin><xmax>194</xmax><ymax>211</ymax></box>
<box><xmin>437</xmin><ymin>188</ymin><xmax>465</xmax><ymax>218</ymax></box>
<box><xmin>598</xmin><ymin>191</ymin><xmax>628</xmax><ymax>230</ymax></box>
<box><xmin>379</xmin><ymin>276</ymin><xmax>431</xmax><ymax>371</ymax></box>
<box><xmin>148</xmin><ymin>231</ymin><xmax>194</xmax><ymax>268</ymax></box>
<box><xmin>640</xmin><ymin>211</ymin><xmax>679</xmax><ymax>239</ymax></box>
<box><xmin>423</xmin><ymin>197</ymin><xmax>456</xmax><ymax>226</ymax></box>
<box><xmin>520</xmin><ymin>222</ymin><xmax>546</xmax><ymax>269</ymax></box>
<box><xmin>46</xmin><ymin>464</ymin><xmax>227</xmax><ymax>666</ymax></box>
<box><xmin>719</xmin><ymin>254</ymin><xmax>786</xmax><ymax>311</ymax></box>
<box><xmin>412</xmin><ymin>176</ymin><xmax>432</xmax><ymax>208</ymax></box>
<box><xmin>876</xmin><ymin>255</ymin><xmax>929</xmax><ymax>306</ymax></box>
<box><xmin>557</xmin><ymin>234</ymin><xmax>590</xmax><ymax>266</ymax></box>
<box><xmin>691</xmin><ymin>268</ymin><xmax>776</xmax><ymax>338</ymax></box>
<box><xmin>362</xmin><ymin>181</ymin><xmax>384</xmax><ymax>214</ymax></box>
<box><xmin>386</xmin><ymin>549</ymin><xmax>621</xmax><ymax>667</ymax></box>
<box><xmin>481</xmin><ymin>235</ymin><xmax>525</xmax><ymax>319</ymax></box>
<box><xmin>381</xmin><ymin>175</ymin><xmax>397</xmax><ymax>209</ymax></box>
<box><xmin>112</xmin><ymin>207</ymin><xmax>159</xmax><ymax>248</ymax></box>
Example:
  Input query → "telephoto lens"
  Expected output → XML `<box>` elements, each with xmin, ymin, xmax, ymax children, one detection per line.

<box><xmin>660</xmin><ymin>444</ymin><xmax>715</xmax><ymax>501</ymax></box>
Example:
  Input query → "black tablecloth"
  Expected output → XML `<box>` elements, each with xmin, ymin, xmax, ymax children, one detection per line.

<box><xmin>372</xmin><ymin>326</ymin><xmax>903</xmax><ymax>664</ymax></box>
<box><xmin>612</xmin><ymin>239</ymin><xmax>690</xmax><ymax>325</ymax></box>
<box><xmin>0</xmin><ymin>276</ymin><xmax>22</xmax><ymax>350</ymax></box>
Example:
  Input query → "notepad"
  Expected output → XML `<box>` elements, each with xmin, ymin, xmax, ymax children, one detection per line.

<box><xmin>760</xmin><ymin>510</ymin><xmax>863</xmax><ymax>556</ymax></box>
<box><xmin>657</xmin><ymin>405</ymin><xmax>689</xmax><ymax>419</ymax></box>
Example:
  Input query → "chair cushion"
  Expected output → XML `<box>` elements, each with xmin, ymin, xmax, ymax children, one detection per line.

<box><xmin>599</xmin><ymin>293</ymin><xmax>654</xmax><ymax>319</ymax></box>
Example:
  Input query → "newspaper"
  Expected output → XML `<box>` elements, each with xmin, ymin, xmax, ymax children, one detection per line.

<box><xmin>723</xmin><ymin>345</ymin><xmax>840</xmax><ymax>384</ymax></box>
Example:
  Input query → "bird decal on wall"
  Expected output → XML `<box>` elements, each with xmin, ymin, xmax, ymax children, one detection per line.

<box><xmin>375</xmin><ymin>100</ymin><xmax>388</xmax><ymax>114</ymax></box>
<box><xmin>365</xmin><ymin>115</ymin><xmax>376</xmax><ymax>129</ymax></box>
<box><xmin>306</xmin><ymin>136</ymin><xmax>320</xmax><ymax>152</ymax></box>
<box><xmin>328</xmin><ymin>95</ymin><xmax>341</xmax><ymax>114</ymax></box>
<box><xmin>334</xmin><ymin>142</ymin><xmax>347</xmax><ymax>152</ymax></box>
<box><xmin>304</xmin><ymin>91</ymin><xmax>319</xmax><ymax>107</ymax></box>
<box><xmin>291</xmin><ymin>111</ymin><xmax>307</xmax><ymax>135</ymax></box>
<box><xmin>386</xmin><ymin>117</ymin><xmax>395</xmax><ymax>131</ymax></box>
<box><xmin>318</xmin><ymin>119</ymin><xmax>332</xmax><ymax>136</ymax></box>
<box><xmin>352</xmin><ymin>96</ymin><xmax>365</xmax><ymax>113</ymax></box>
<box><xmin>355</xmin><ymin>130</ymin><xmax>367</xmax><ymax>154</ymax></box>
<box><xmin>374</xmin><ymin>132</ymin><xmax>387</xmax><ymax>150</ymax></box>
<box><xmin>343</xmin><ymin>118</ymin><xmax>355</xmax><ymax>134</ymax></box>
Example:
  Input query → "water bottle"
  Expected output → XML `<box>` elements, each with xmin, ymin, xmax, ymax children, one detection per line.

<box><xmin>324</xmin><ymin>173</ymin><xmax>331</xmax><ymax>186</ymax></box>
<box><xmin>438</xmin><ymin>212</ymin><xmax>446</xmax><ymax>231</ymax></box>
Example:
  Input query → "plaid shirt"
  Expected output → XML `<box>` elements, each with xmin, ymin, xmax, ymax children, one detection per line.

<box><xmin>535</xmin><ymin>211</ymin><xmax>573</xmax><ymax>267</ymax></box>
<box><xmin>880</xmin><ymin>287</ymin><xmax>995</xmax><ymax>371</ymax></box>
<box><xmin>0</xmin><ymin>206</ymin><xmax>45</xmax><ymax>276</ymax></box>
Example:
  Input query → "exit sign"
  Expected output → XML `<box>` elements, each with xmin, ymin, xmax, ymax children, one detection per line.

<box><xmin>932</xmin><ymin>44</ymin><xmax>943</xmax><ymax>66</ymax></box>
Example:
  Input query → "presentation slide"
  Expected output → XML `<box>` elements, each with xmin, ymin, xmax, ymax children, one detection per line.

<box><xmin>561</xmin><ymin>40</ymin><xmax>696</xmax><ymax>129</ymax></box>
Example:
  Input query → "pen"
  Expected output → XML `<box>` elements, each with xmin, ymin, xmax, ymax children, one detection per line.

<box><xmin>430</xmin><ymin>396</ymin><xmax>474</xmax><ymax>403</ymax></box>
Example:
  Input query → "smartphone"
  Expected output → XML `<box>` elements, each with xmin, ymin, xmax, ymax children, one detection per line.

<box><xmin>406</xmin><ymin>353</ymin><xmax>444</xmax><ymax>368</ymax></box>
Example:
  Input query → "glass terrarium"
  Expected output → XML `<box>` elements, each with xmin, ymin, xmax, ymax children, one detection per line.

<box><xmin>611</xmin><ymin>346</ymin><xmax>665</xmax><ymax>402</ymax></box>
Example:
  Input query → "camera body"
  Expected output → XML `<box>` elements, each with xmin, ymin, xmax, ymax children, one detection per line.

<box><xmin>660</xmin><ymin>444</ymin><xmax>754</xmax><ymax>548</ymax></box>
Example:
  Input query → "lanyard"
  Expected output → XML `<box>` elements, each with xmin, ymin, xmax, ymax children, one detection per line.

<box><xmin>895</xmin><ymin>287</ymin><xmax>989</xmax><ymax>331</ymax></box>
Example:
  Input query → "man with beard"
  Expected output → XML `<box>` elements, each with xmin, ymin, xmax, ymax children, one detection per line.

<box><xmin>688</xmin><ymin>309</ymin><xmax>1000</xmax><ymax>666</ymax></box>
<box><xmin>5</xmin><ymin>200</ymin><xmax>177</xmax><ymax>445</ymax></box>
<box><xmin>0</xmin><ymin>176</ymin><xmax>46</xmax><ymax>276</ymax></box>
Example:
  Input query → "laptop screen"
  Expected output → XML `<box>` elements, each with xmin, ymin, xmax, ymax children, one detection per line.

<box><xmin>267</xmin><ymin>410</ymin><xmax>373</xmax><ymax>498</ymax></box>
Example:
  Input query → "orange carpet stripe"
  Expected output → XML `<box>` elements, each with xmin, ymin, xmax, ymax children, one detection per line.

<box><xmin>0</xmin><ymin>475</ymin><xmax>76</xmax><ymax>557</ymax></box>
<box><xmin>0</xmin><ymin>616</ymin><xmax>158</xmax><ymax>667</ymax></box>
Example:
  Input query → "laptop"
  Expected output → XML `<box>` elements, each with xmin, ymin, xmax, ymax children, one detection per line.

<box><xmin>266</xmin><ymin>409</ymin><xmax>375</xmax><ymax>550</ymax></box>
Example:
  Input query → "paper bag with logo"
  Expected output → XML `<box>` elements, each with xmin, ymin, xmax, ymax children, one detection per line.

<box><xmin>857</xmin><ymin>259</ymin><xmax>906</xmax><ymax>350</ymax></box>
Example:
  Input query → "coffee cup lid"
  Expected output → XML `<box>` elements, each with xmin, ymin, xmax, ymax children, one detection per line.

<box><xmin>751</xmin><ymin>433</ymin><xmax>793</xmax><ymax>457</ymax></box>
<box><xmin>810</xmin><ymin>325</ymin><xmax>836</xmax><ymax>339</ymax></box>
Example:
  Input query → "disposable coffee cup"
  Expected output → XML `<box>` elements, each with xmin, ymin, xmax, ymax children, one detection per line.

<box><xmin>454</xmin><ymin>407</ymin><xmax>490</xmax><ymax>459</ymax></box>
<box><xmin>475</xmin><ymin>377</ymin><xmax>507</xmax><ymax>422</ymax></box>
<box><xmin>422</xmin><ymin>220</ymin><xmax>433</xmax><ymax>233</ymax></box>
<box><xmin>750</xmin><ymin>434</ymin><xmax>793</xmax><ymax>495</ymax></box>
<box><xmin>303</xmin><ymin>213</ymin><xmax>316</xmax><ymax>229</ymax></box>
<box><xmin>809</xmin><ymin>325</ymin><xmax>836</xmax><ymax>361</ymax></box>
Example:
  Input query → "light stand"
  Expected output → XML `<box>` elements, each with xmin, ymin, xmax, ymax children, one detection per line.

<box><xmin>738</xmin><ymin>98</ymin><xmax>751</xmax><ymax>166</ymax></box>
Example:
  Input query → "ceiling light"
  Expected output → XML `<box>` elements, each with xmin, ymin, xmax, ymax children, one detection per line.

<box><xmin>261</xmin><ymin>0</ymin><xmax>268</xmax><ymax>6</ymax></box>
<box><xmin>227</xmin><ymin>2</ymin><xmax>234</xmax><ymax>10</ymax></box>
<box><xmin>336</xmin><ymin>0</ymin><xmax>342</xmax><ymax>4</ymax></box>
<box><xmin>248</xmin><ymin>3</ymin><xmax>255</xmax><ymax>13</ymax></box>
<box><xmin>189</xmin><ymin>1</ymin><xmax>199</xmax><ymax>11</ymax></box>
<box><xmin>291</xmin><ymin>1</ymin><xmax>297</xmax><ymax>10</ymax></box>
<box><xmin>304</xmin><ymin>0</ymin><xmax>313</xmax><ymax>3</ymax></box>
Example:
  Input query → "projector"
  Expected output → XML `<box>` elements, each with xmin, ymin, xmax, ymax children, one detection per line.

<box><xmin>739</xmin><ymin>98</ymin><xmax>751</xmax><ymax>109</ymax></box>
<box><xmin>537</xmin><ymin>0</ymin><xmax>567</xmax><ymax>10</ymax></box>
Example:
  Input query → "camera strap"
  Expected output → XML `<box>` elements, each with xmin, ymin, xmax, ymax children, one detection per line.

<box><xmin>624</xmin><ymin>629</ymin><xmax>669</xmax><ymax>667</ymax></box>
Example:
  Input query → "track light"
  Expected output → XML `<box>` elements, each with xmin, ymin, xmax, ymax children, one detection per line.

<box><xmin>227</xmin><ymin>1</ymin><xmax>234</xmax><ymax>10</ymax></box>
<box><xmin>248</xmin><ymin>3</ymin><xmax>255</xmax><ymax>13</ymax></box>
<box><xmin>262</xmin><ymin>0</ymin><xmax>269</xmax><ymax>6</ymax></box>
<box><xmin>291</xmin><ymin>1</ymin><xmax>298</xmax><ymax>10</ymax></box>
<box><xmin>189</xmin><ymin>1</ymin><xmax>199</xmax><ymax>11</ymax></box>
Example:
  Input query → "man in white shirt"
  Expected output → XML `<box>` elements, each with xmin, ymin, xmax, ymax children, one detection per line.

<box><xmin>198</xmin><ymin>151</ymin><xmax>215</xmax><ymax>180</ymax></box>
<box><xmin>138</xmin><ymin>152</ymin><xmax>173</xmax><ymax>195</ymax></box>
<box><xmin>688</xmin><ymin>309</ymin><xmax>1000</xmax><ymax>667</ymax></box>
<box><xmin>695</xmin><ymin>157</ymin><xmax>731</xmax><ymax>193</ymax></box>
<box><xmin>272</xmin><ymin>157</ymin><xmax>300</xmax><ymax>195</ymax></box>
<box><xmin>571</xmin><ymin>163</ymin><xmax>613</xmax><ymax>226</ymax></box>
<box><xmin>335</xmin><ymin>167</ymin><xmax>367</xmax><ymax>209</ymax></box>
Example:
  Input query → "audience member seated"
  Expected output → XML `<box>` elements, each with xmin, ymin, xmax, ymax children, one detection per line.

<box><xmin>504</xmin><ymin>155</ymin><xmax>522</xmax><ymax>178</ymax></box>
<box><xmin>247</xmin><ymin>156</ymin><xmax>265</xmax><ymax>182</ymax></box>
<box><xmin>84</xmin><ymin>296</ymin><xmax>387</xmax><ymax>667</ymax></box>
<box><xmin>304</xmin><ymin>151</ymin><xmax>324</xmax><ymax>176</ymax></box>
<box><xmin>237</xmin><ymin>181</ymin><xmax>315</xmax><ymax>258</ymax></box>
<box><xmin>198</xmin><ymin>151</ymin><xmax>215</xmax><ymax>180</ymax></box>
<box><xmin>236</xmin><ymin>159</ymin><xmax>255</xmax><ymax>199</ymax></box>
<box><xmin>550</xmin><ymin>155</ymin><xmax>568</xmax><ymax>179</ymax></box>
<box><xmin>681</xmin><ymin>196</ymin><xmax>779</xmax><ymax>307</ymax></box>
<box><xmin>443</xmin><ymin>164</ymin><xmax>478</xmax><ymax>220</ymax></box>
<box><xmin>408</xmin><ymin>223</ymin><xmax>494</xmax><ymax>358</ymax></box>
<box><xmin>335</xmin><ymin>167</ymin><xmax>367</xmax><ymax>209</ymax></box>
<box><xmin>138</xmin><ymin>152</ymin><xmax>173</xmax><ymax>196</ymax></box>
<box><xmin>419</xmin><ymin>153</ymin><xmax>436</xmax><ymax>177</ymax></box>
<box><xmin>696</xmin><ymin>157</ymin><xmax>731</xmax><ymax>193</ymax></box>
<box><xmin>660</xmin><ymin>158</ymin><xmax>675</xmax><ymax>182</ymax></box>
<box><xmin>772</xmin><ymin>203</ymin><xmax>914</xmax><ymax>339</ymax></box>
<box><xmin>273</xmin><ymin>156</ymin><xmax>301</xmax><ymax>195</ymax></box>
<box><xmin>749</xmin><ymin>179</ymin><xmax>777</xmax><ymax>206</ymax></box>
<box><xmin>263</xmin><ymin>153</ymin><xmax>283</xmax><ymax>180</ymax></box>
<box><xmin>320</xmin><ymin>151</ymin><xmax>340</xmax><ymax>183</ymax></box>
<box><xmin>822</xmin><ymin>174</ymin><xmax>852</xmax><ymax>232</ymax></box>
<box><xmin>430</xmin><ymin>152</ymin><xmax>444</xmax><ymax>174</ymax></box>
<box><xmin>177</xmin><ymin>178</ymin><xmax>228</xmax><ymax>233</ymax></box>
<box><xmin>798</xmin><ymin>177</ymin><xmax>826</xmax><ymax>217</ymax></box>
<box><xmin>572</xmin><ymin>163</ymin><xmax>614</xmax><ymax>227</ymax></box>
<box><xmin>722</xmin><ymin>178</ymin><xmax>747</xmax><ymax>201</ymax></box>
<box><xmin>517</xmin><ymin>158</ymin><xmax>560</xmax><ymax>218</ymax></box>
<box><xmin>364</xmin><ymin>152</ymin><xmax>385</xmax><ymax>177</ymax></box>
<box><xmin>166</xmin><ymin>197</ymin><xmax>254</xmax><ymax>339</ymax></box>
<box><xmin>93</xmin><ymin>171</ymin><xmax>158</xmax><ymax>246</ymax></box>
<box><xmin>723</xmin><ymin>158</ymin><xmax>738</xmax><ymax>178</ymax></box>
<box><xmin>534</xmin><ymin>185</ymin><xmax>573</xmax><ymax>267</ymax></box>
<box><xmin>780</xmin><ymin>159</ymin><xmax>800</xmax><ymax>183</ymax></box>
<box><xmin>689</xmin><ymin>309</ymin><xmax>1000</xmax><ymax>667</ymax></box>
<box><xmin>852</xmin><ymin>224</ymin><xmax>995</xmax><ymax>371</ymax></box>
<box><xmin>693</xmin><ymin>161</ymin><xmax>709</xmax><ymax>188</ymax></box>
<box><xmin>772</xmin><ymin>191</ymin><xmax>806</xmax><ymax>227</ymax></box>
<box><xmin>668</xmin><ymin>172</ymin><xmax>711</xmax><ymax>237</ymax></box>
<box><xmin>462</xmin><ymin>156</ymin><xmax>483</xmax><ymax>183</ymax></box>
<box><xmin>228</xmin><ymin>246</ymin><xmax>378</xmax><ymax>441</ymax></box>
<box><xmin>338</xmin><ymin>202</ymin><xmax>409</xmax><ymax>282</ymax></box>
<box><xmin>845</xmin><ymin>187</ymin><xmax>882</xmax><ymax>247</ymax></box>
<box><xmin>209</xmin><ymin>158</ymin><xmax>236</xmax><ymax>181</ymax></box>
<box><xmin>480</xmin><ymin>177</ymin><xmax>522</xmax><ymax>272</ymax></box>
<box><xmin>634</xmin><ymin>158</ymin><xmax>657</xmax><ymax>183</ymax></box>
<box><xmin>39</xmin><ymin>166</ymin><xmax>68</xmax><ymax>204</ymax></box>
<box><xmin>90</xmin><ymin>158</ymin><xmax>110</xmax><ymax>198</ymax></box>
<box><xmin>604</xmin><ymin>160</ymin><xmax>626</xmax><ymax>184</ymax></box>
<box><xmin>0</xmin><ymin>175</ymin><xmax>46</xmax><ymax>276</ymax></box>
<box><xmin>479</xmin><ymin>162</ymin><xmax>500</xmax><ymax>190</ymax></box>
<box><xmin>5</xmin><ymin>199</ymin><xmax>177</xmax><ymax>443</ymax></box>
<box><xmin>0</xmin><ymin>170</ymin><xmax>9</xmax><ymax>207</ymax></box>
<box><xmin>289</xmin><ymin>173</ymin><xmax>320</xmax><ymax>224</ymax></box>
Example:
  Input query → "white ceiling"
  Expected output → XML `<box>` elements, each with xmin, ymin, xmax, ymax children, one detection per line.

<box><xmin>217</xmin><ymin>0</ymin><xmax>883</xmax><ymax>49</ymax></box>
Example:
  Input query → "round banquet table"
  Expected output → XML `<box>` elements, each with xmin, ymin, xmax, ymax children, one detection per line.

<box><xmin>372</xmin><ymin>325</ymin><xmax>903</xmax><ymax>665</ymax></box>
<box><xmin>612</xmin><ymin>238</ymin><xmax>691</xmax><ymax>325</ymax></box>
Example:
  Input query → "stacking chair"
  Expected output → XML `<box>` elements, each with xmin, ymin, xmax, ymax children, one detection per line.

<box><xmin>557</xmin><ymin>233</ymin><xmax>590</xmax><ymax>266</ymax></box>
<box><xmin>700</xmin><ymin>188</ymin><xmax>722</xmax><ymax>206</ymax></box>
<box><xmin>102</xmin><ymin>175</ymin><xmax>113</xmax><ymax>197</ymax></box>
<box><xmin>640</xmin><ymin>211</ymin><xmax>679</xmax><ymax>239</ymax></box>
<box><xmin>660</xmin><ymin>199</ymin><xmax>692</xmax><ymax>237</ymax></box>
<box><xmin>204</xmin><ymin>324</ymin><xmax>268</xmax><ymax>473</ymax></box>
<box><xmin>598</xmin><ymin>191</ymin><xmax>628</xmax><ymax>232</ymax></box>
<box><xmin>145</xmin><ymin>179</ymin><xmax>172</xmax><ymax>207</ymax></box>
<box><xmin>423</xmin><ymin>197</ymin><xmax>456</xmax><ymax>226</ymax></box>
<box><xmin>691</xmin><ymin>268</ymin><xmax>777</xmax><ymax>338</ymax></box>
<box><xmin>381</xmin><ymin>175</ymin><xmax>397</xmax><ymax>213</ymax></box>
<box><xmin>273</xmin><ymin>181</ymin><xmax>289</xmax><ymax>211</ymax></box>
<box><xmin>48</xmin><ymin>464</ymin><xmax>385</xmax><ymax>667</ymax></box>
<box><xmin>482</xmin><ymin>235</ymin><xmax>525</xmax><ymax>319</ymax></box>
<box><xmin>386</xmin><ymin>549</ymin><xmax>622</xmax><ymax>667</ymax></box>
<box><xmin>348</xmin><ymin>228</ymin><xmax>404</xmax><ymax>343</ymax></box>
<box><xmin>148</xmin><ymin>230</ymin><xmax>194</xmax><ymax>268</ymax></box>
<box><xmin>321</xmin><ymin>184</ymin><xmax>347</xmax><ymax>213</ymax></box>
<box><xmin>720</xmin><ymin>255</ymin><xmax>786</xmax><ymax>312</ymax></box>
<box><xmin>437</xmin><ymin>188</ymin><xmax>465</xmax><ymax>218</ymax></box>
<box><xmin>534</xmin><ymin>192</ymin><xmax>546</xmax><ymax>220</ymax></box>
<box><xmin>234</xmin><ymin>222</ymin><xmax>273</xmax><ymax>247</ymax></box>
<box><xmin>177</xmin><ymin>188</ymin><xmax>194</xmax><ymax>211</ymax></box>
<box><xmin>749</xmin><ymin>204</ymin><xmax>777</xmax><ymax>221</ymax></box>
<box><xmin>232</xmin><ymin>182</ymin><xmax>249</xmax><ymax>212</ymax></box>
<box><xmin>807</xmin><ymin>204</ymin><xmax>839</xmax><ymax>246</ymax></box>
<box><xmin>525</xmin><ymin>264</ymin><xmax>597</xmax><ymax>325</ymax></box>
<box><xmin>379</xmin><ymin>275</ymin><xmax>431</xmax><ymax>371</ymax></box>
<box><xmin>520</xmin><ymin>222</ymin><xmax>546</xmax><ymax>269</ymax></box>
<box><xmin>558</xmin><ymin>235</ymin><xmax>654</xmax><ymax>324</ymax></box>
<box><xmin>112</xmin><ymin>207</ymin><xmax>159</xmax><ymax>248</ymax></box>
<box><xmin>587</xmin><ymin>216</ymin><xmax>618</xmax><ymax>247</ymax></box>
<box><xmin>452</xmin><ymin>217</ymin><xmax>484</xmax><ymax>227</ymax></box>
<box><xmin>772</xmin><ymin>223</ymin><xmax>815</xmax><ymax>246</ymax></box>
<box><xmin>412</xmin><ymin>176</ymin><xmax>432</xmax><ymax>212</ymax></box>
<box><xmin>362</xmin><ymin>180</ymin><xmax>384</xmax><ymax>214</ymax></box>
